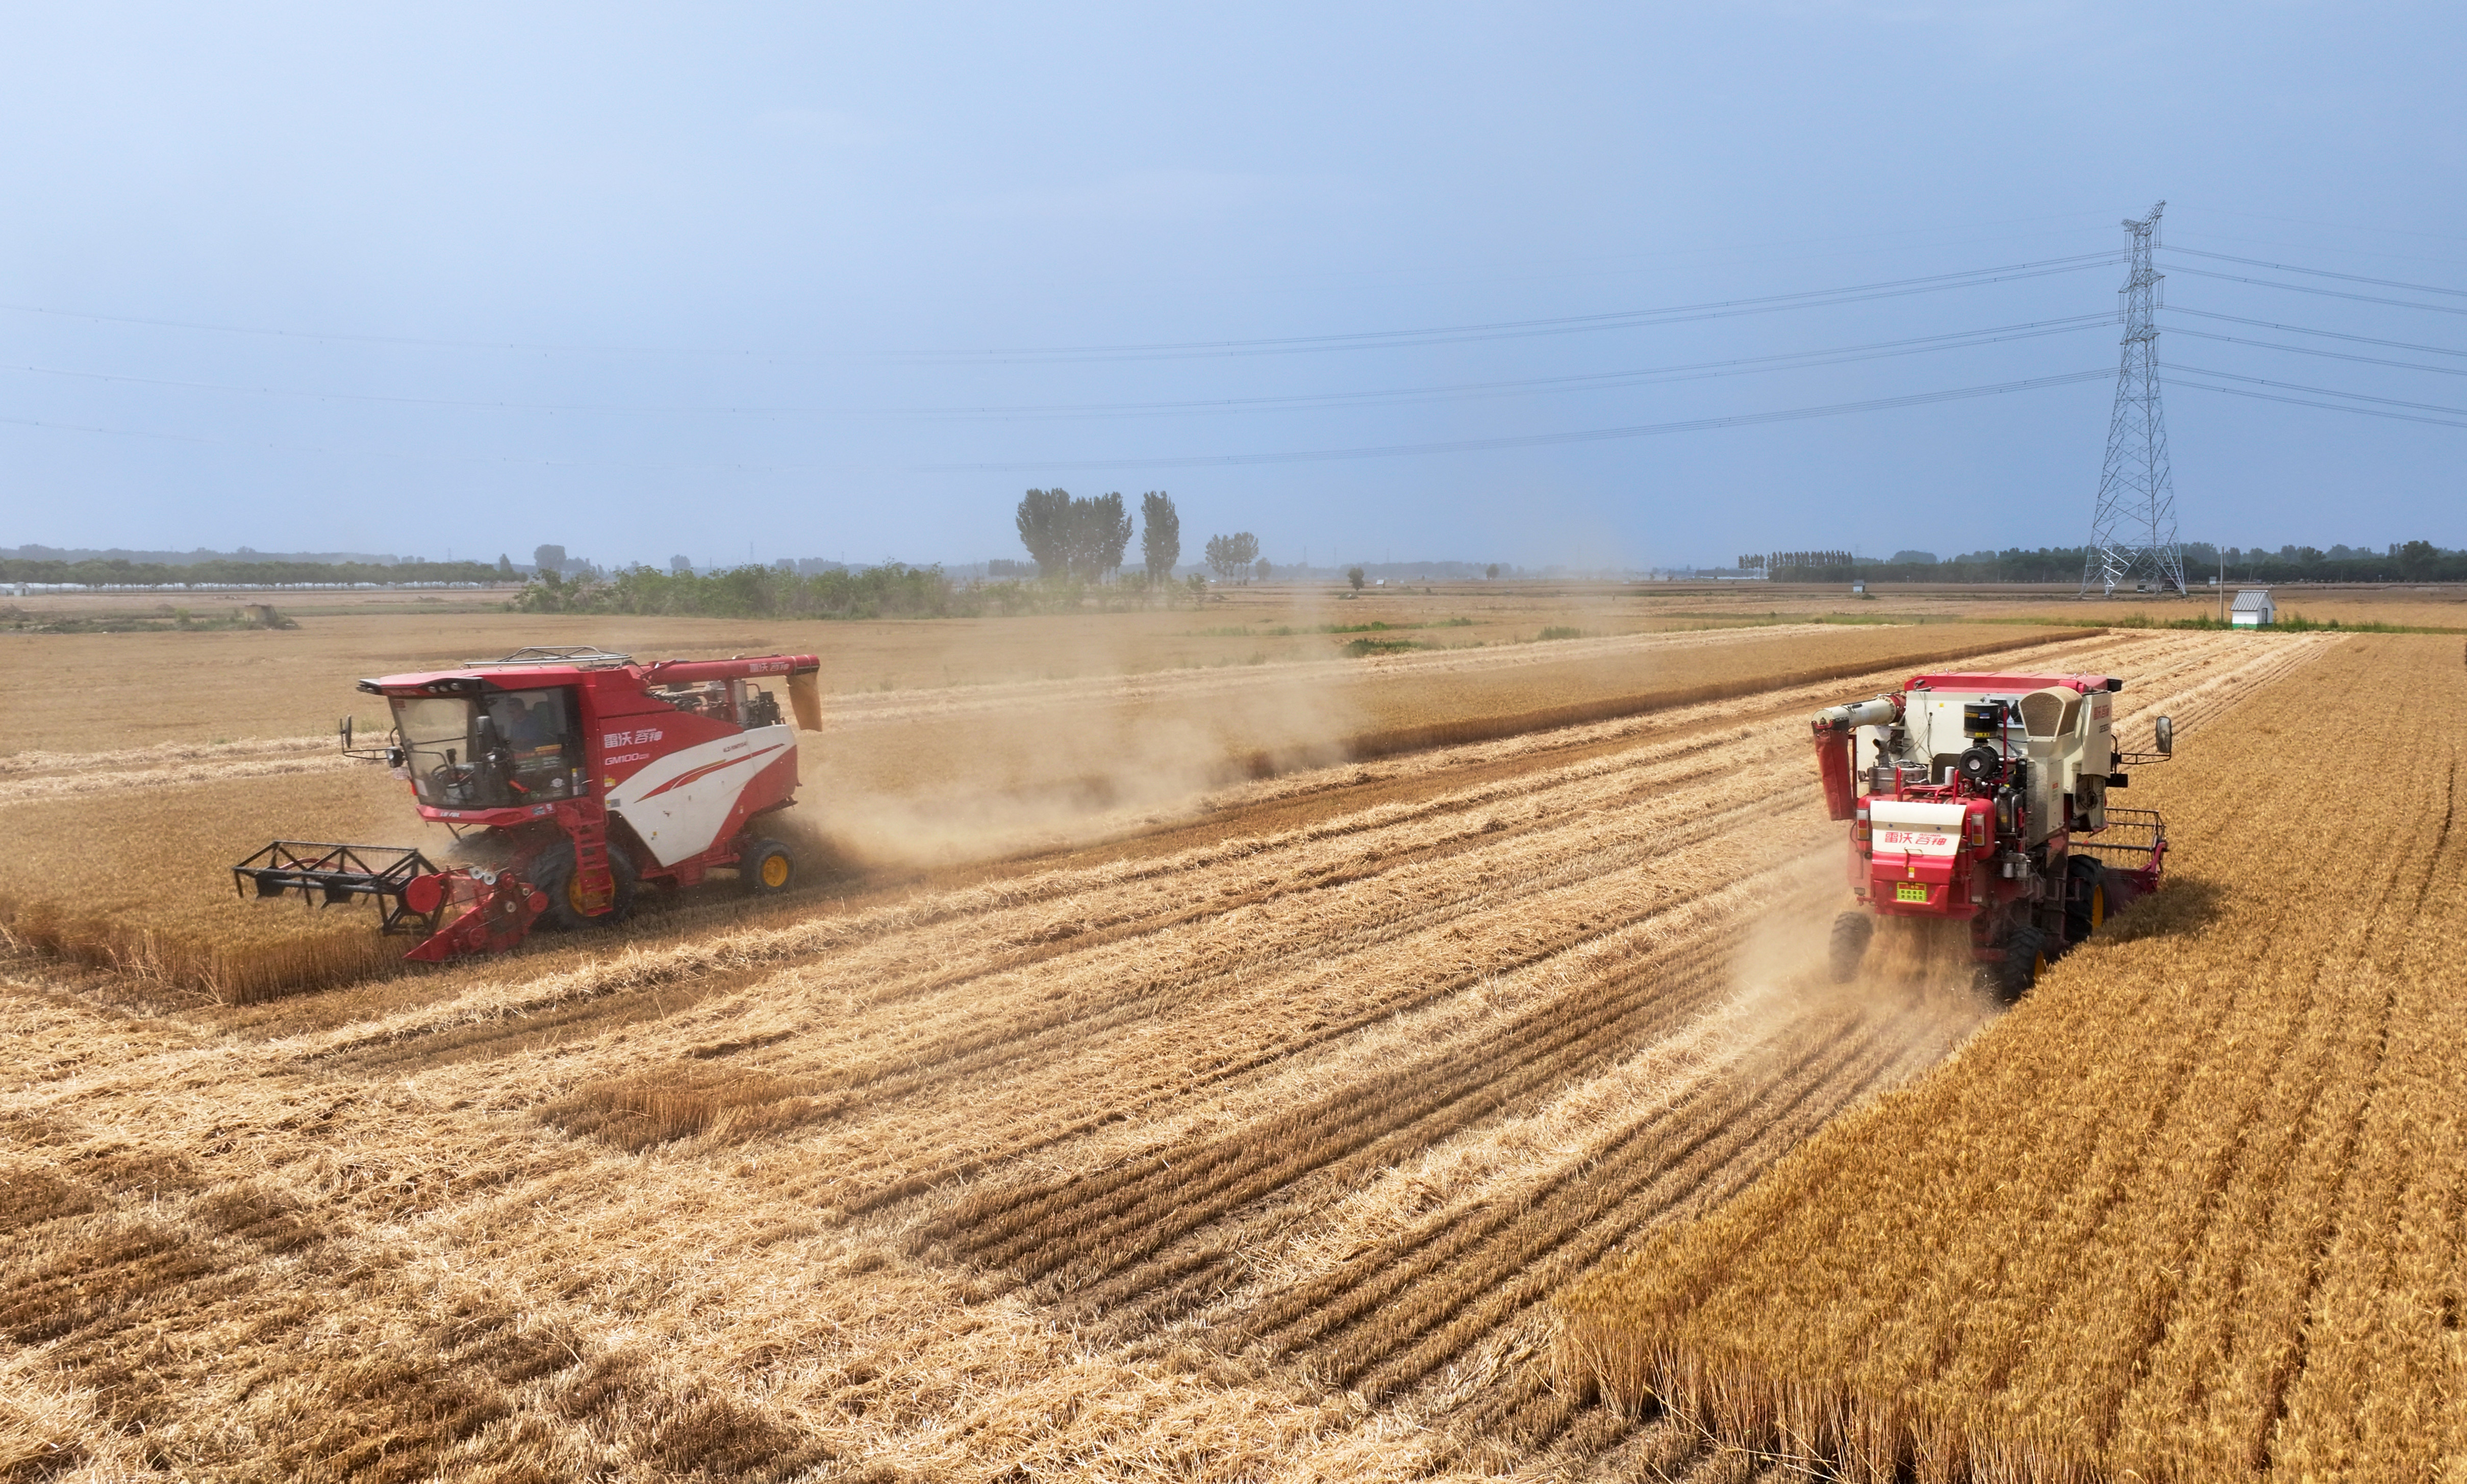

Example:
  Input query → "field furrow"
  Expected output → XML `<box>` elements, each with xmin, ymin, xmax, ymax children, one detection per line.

<box><xmin>0</xmin><ymin>622</ymin><xmax>2350</xmax><ymax>1483</ymax></box>
<box><xmin>1559</xmin><ymin>633</ymin><xmax>2463</xmax><ymax>1481</ymax></box>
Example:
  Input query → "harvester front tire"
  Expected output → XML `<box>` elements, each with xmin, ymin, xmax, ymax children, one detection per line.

<box><xmin>532</xmin><ymin>841</ymin><xmax>637</xmax><ymax>931</ymax></box>
<box><xmin>1828</xmin><ymin>911</ymin><xmax>1874</xmax><ymax>984</ymax></box>
<box><xmin>1989</xmin><ymin>924</ymin><xmax>2049</xmax><ymax>1004</ymax></box>
<box><xmin>2065</xmin><ymin>856</ymin><xmax>2108</xmax><ymax>944</ymax></box>
<box><xmin>743</xmin><ymin>839</ymin><xmax>794</xmax><ymax>896</ymax></box>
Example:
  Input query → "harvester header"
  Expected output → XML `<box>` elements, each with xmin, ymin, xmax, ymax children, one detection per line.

<box><xmin>236</xmin><ymin>645</ymin><xmax>825</xmax><ymax>961</ymax></box>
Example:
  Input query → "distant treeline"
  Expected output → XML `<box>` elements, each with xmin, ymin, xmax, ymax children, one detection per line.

<box><xmin>517</xmin><ymin>562</ymin><xmax>1204</xmax><ymax>620</ymax></box>
<box><xmin>1</xmin><ymin>543</ymin><xmax>408</xmax><ymax>566</ymax></box>
<box><xmin>3</xmin><ymin>556</ymin><xmax>510</xmax><ymax>586</ymax></box>
<box><xmin>519</xmin><ymin>564</ymin><xmax>955</xmax><ymax>618</ymax></box>
<box><xmin>1763</xmin><ymin>541</ymin><xmax>2467</xmax><ymax>585</ymax></box>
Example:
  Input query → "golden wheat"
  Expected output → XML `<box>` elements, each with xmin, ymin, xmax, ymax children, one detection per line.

<box><xmin>0</xmin><ymin>622</ymin><xmax>2326</xmax><ymax>1482</ymax></box>
<box><xmin>1557</xmin><ymin>632</ymin><xmax>2462</xmax><ymax>1481</ymax></box>
<box><xmin>0</xmin><ymin>614</ymin><xmax>2083</xmax><ymax>1004</ymax></box>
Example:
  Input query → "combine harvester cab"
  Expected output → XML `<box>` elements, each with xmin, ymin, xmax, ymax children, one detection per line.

<box><xmin>1811</xmin><ymin>669</ymin><xmax>2173</xmax><ymax>1000</ymax></box>
<box><xmin>233</xmin><ymin>646</ymin><xmax>824</xmax><ymax>963</ymax></box>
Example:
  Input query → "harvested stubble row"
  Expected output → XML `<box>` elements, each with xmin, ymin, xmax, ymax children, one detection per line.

<box><xmin>0</xmin><ymin>629</ymin><xmax>2322</xmax><ymax>1481</ymax></box>
<box><xmin>1557</xmin><ymin>633</ymin><xmax>2466</xmax><ymax>1482</ymax></box>
<box><xmin>0</xmin><ymin>621</ymin><xmax>2067</xmax><ymax>1006</ymax></box>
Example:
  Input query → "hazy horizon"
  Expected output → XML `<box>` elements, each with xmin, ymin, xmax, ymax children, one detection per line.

<box><xmin>6</xmin><ymin>4</ymin><xmax>2465</xmax><ymax>571</ymax></box>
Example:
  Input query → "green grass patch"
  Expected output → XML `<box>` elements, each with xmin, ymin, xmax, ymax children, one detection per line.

<box><xmin>0</xmin><ymin>604</ymin><xmax>297</xmax><ymax>633</ymax></box>
<box><xmin>1192</xmin><ymin>616</ymin><xmax>1477</xmax><ymax>639</ymax></box>
<box><xmin>1315</xmin><ymin>616</ymin><xmax>1476</xmax><ymax>635</ymax></box>
<box><xmin>1537</xmin><ymin>625</ymin><xmax>1584</xmax><ymax>641</ymax></box>
<box><xmin>1342</xmin><ymin>636</ymin><xmax>1438</xmax><ymax>656</ymax></box>
<box><xmin>1648</xmin><ymin>610</ymin><xmax>1926</xmax><ymax>627</ymax></box>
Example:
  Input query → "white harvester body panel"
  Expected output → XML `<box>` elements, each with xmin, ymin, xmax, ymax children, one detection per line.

<box><xmin>1868</xmin><ymin>800</ymin><xmax>1966</xmax><ymax>859</ymax></box>
<box><xmin>606</xmin><ymin>723</ymin><xmax>795</xmax><ymax>866</ymax></box>
<box><xmin>1886</xmin><ymin>685</ymin><xmax>2116</xmax><ymax>847</ymax></box>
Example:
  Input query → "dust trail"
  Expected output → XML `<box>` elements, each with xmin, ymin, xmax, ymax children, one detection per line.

<box><xmin>802</xmin><ymin>625</ymin><xmax>2122</xmax><ymax>872</ymax></box>
<box><xmin>818</xmin><ymin>622</ymin><xmax>1853</xmax><ymax>728</ymax></box>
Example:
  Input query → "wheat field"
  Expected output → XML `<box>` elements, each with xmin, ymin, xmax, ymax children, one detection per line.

<box><xmin>0</xmin><ymin>619</ymin><xmax>2072</xmax><ymax>1004</ymax></box>
<box><xmin>0</xmin><ymin>612</ymin><xmax>2378</xmax><ymax>1481</ymax></box>
<box><xmin>1557</xmin><ymin>632</ymin><xmax>2465</xmax><ymax>1480</ymax></box>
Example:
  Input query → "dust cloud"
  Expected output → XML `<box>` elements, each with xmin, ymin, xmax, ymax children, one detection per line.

<box><xmin>800</xmin><ymin>618</ymin><xmax>1373</xmax><ymax>868</ymax></box>
<box><xmin>1717</xmin><ymin>849</ymin><xmax>1996</xmax><ymax>1083</ymax></box>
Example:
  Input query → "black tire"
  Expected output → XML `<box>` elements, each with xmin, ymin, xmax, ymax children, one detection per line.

<box><xmin>742</xmin><ymin>838</ymin><xmax>794</xmax><ymax>896</ymax></box>
<box><xmin>1989</xmin><ymin>923</ymin><xmax>2050</xmax><ymax>1004</ymax></box>
<box><xmin>529</xmin><ymin>838</ymin><xmax>637</xmax><ymax>930</ymax></box>
<box><xmin>2064</xmin><ymin>855</ymin><xmax>2108</xmax><ymax>944</ymax></box>
<box><xmin>1827</xmin><ymin>911</ymin><xmax>1874</xmax><ymax>984</ymax></box>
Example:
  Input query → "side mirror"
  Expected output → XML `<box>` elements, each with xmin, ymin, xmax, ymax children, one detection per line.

<box><xmin>2154</xmin><ymin>715</ymin><xmax>2174</xmax><ymax>756</ymax></box>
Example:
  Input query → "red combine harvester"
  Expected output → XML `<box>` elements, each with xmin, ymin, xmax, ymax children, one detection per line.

<box><xmin>233</xmin><ymin>646</ymin><xmax>822</xmax><ymax>962</ymax></box>
<box><xmin>1811</xmin><ymin>669</ymin><xmax>2173</xmax><ymax>999</ymax></box>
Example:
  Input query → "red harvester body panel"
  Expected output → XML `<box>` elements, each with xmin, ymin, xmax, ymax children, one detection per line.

<box><xmin>235</xmin><ymin>647</ymin><xmax>822</xmax><ymax>962</ymax></box>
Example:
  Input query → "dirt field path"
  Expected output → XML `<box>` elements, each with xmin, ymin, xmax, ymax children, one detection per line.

<box><xmin>0</xmin><ymin>630</ymin><xmax>2330</xmax><ymax>1481</ymax></box>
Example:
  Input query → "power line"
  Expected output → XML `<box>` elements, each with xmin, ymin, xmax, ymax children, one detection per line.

<box><xmin>937</xmin><ymin>251</ymin><xmax>2127</xmax><ymax>362</ymax></box>
<box><xmin>0</xmin><ymin>249</ymin><xmax>2124</xmax><ymax>366</ymax></box>
<box><xmin>0</xmin><ymin>410</ymin><xmax>869</xmax><ymax>475</ymax></box>
<box><xmin>2168</xmin><ymin>363</ymin><xmax>2467</xmax><ymax>420</ymax></box>
<box><xmin>2166</xmin><ymin>245</ymin><xmax>2467</xmax><ymax>298</ymax></box>
<box><xmin>0</xmin><ymin>302</ymin><xmax>753</xmax><ymax>358</ymax></box>
<box><xmin>2174</xmin><ymin>205</ymin><xmax>2467</xmax><ymax>246</ymax></box>
<box><xmin>2165</xmin><ymin>306</ymin><xmax>2467</xmax><ymax>359</ymax></box>
<box><xmin>950</xmin><ymin>316</ymin><xmax>2112</xmax><ymax>417</ymax></box>
<box><xmin>2160</xmin><ymin>262</ymin><xmax>2467</xmax><ymax>317</ymax></box>
<box><xmin>2163</xmin><ymin>326</ymin><xmax>2467</xmax><ymax>378</ymax></box>
<box><xmin>3</xmin><ymin>368</ymin><xmax>2114</xmax><ymax>474</ymax></box>
<box><xmin>2168</xmin><ymin>377</ymin><xmax>2467</xmax><ymax>430</ymax></box>
<box><xmin>917</xmin><ymin>369</ymin><xmax>2111</xmax><ymax>471</ymax></box>
<box><xmin>0</xmin><ymin>313</ymin><xmax>2114</xmax><ymax>421</ymax></box>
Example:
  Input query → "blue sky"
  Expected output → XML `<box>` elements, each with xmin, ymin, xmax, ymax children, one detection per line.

<box><xmin>4</xmin><ymin>3</ymin><xmax>2463</xmax><ymax>571</ymax></box>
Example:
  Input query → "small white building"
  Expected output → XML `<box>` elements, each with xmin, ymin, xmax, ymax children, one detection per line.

<box><xmin>2230</xmin><ymin>589</ymin><xmax>2275</xmax><ymax>627</ymax></box>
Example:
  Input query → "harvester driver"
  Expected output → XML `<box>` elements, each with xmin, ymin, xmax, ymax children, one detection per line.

<box><xmin>495</xmin><ymin>696</ymin><xmax>553</xmax><ymax>750</ymax></box>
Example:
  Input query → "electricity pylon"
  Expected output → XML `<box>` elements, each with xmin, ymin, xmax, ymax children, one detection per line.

<box><xmin>2081</xmin><ymin>201</ymin><xmax>2187</xmax><ymax>598</ymax></box>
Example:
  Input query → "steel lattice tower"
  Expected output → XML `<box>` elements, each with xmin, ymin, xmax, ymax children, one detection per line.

<box><xmin>2081</xmin><ymin>201</ymin><xmax>2187</xmax><ymax>598</ymax></box>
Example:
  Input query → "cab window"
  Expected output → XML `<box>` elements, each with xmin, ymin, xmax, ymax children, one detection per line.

<box><xmin>389</xmin><ymin>687</ymin><xmax>581</xmax><ymax>809</ymax></box>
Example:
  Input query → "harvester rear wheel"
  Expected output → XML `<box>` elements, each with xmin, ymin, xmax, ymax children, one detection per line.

<box><xmin>743</xmin><ymin>839</ymin><xmax>795</xmax><ymax>895</ymax></box>
<box><xmin>531</xmin><ymin>841</ymin><xmax>637</xmax><ymax>931</ymax></box>
<box><xmin>1828</xmin><ymin>911</ymin><xmax>1874</xmax><ymax>984</ymax></box>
